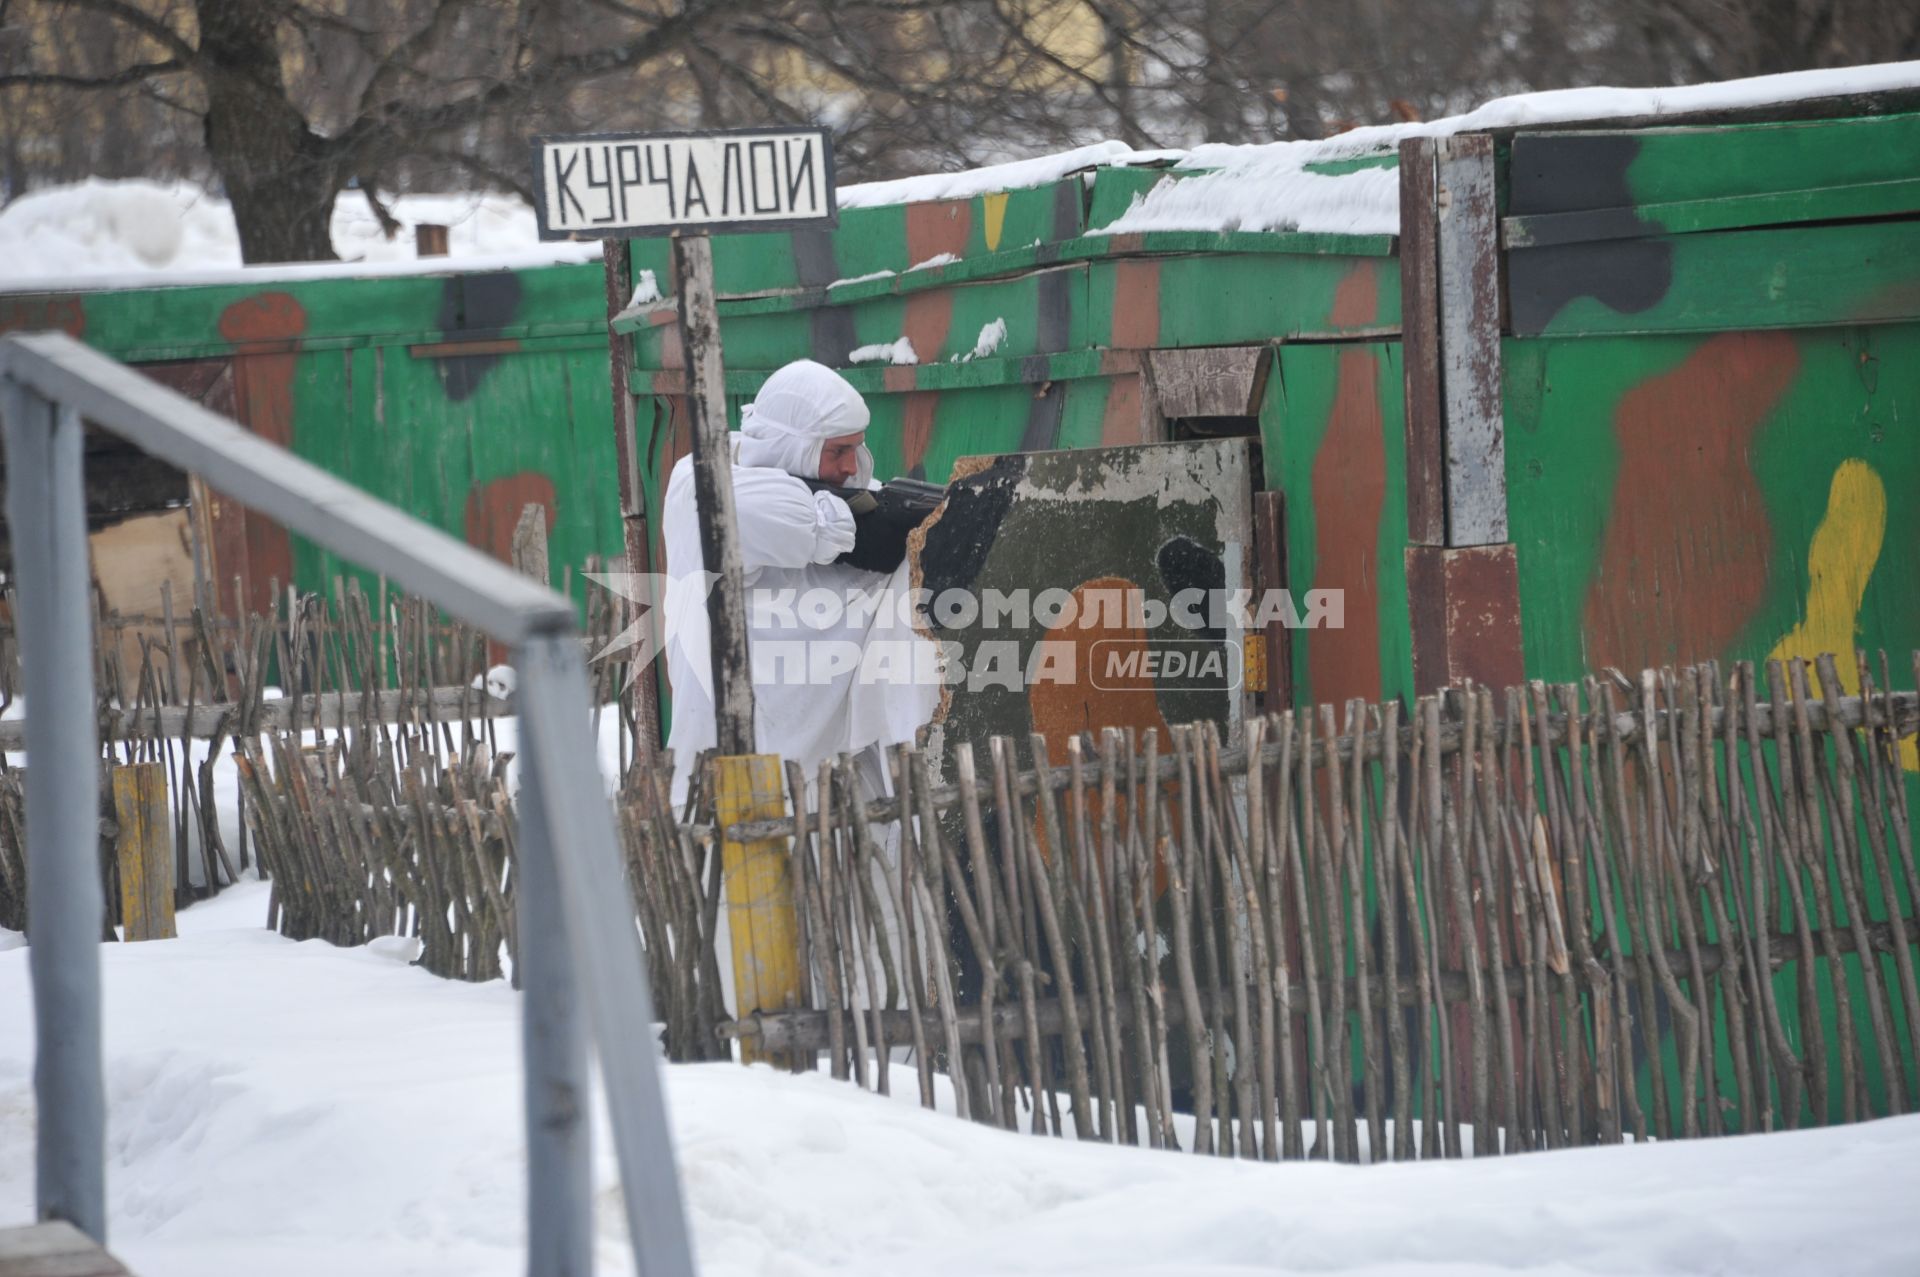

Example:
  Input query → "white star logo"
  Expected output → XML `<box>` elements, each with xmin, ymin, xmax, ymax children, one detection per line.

<box><xmin>583</xmin><ymin>570</ymin><xmax>720</xmax><ymax>694</ymax></box>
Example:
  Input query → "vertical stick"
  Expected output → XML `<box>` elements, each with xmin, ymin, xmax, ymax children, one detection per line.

<box><xmin>1745</xmin><ymin>665</ymin><xmax>1816</xmax><ymax>1125</ymax></box>
<box><xmin>824</xmin><ymin>762</ymin><xmax>871</xmax><ymax>1090</ymax></box>
<box><xmin>1195</xmin><ymin>724</ymin><xmax>1254</xmax><ymax>1157</ymax></box>
<box><xmin>955</xmin><ymin>743</ymin><xmax>1010</xmax><ymax>1126</ymax></box>
<box><xmin>1025</xmin><ymin>734</ymin><xmax>1095</xmax><ymax>1138</ymax></box>
<box><xmin>1854</xmin><ymin>657</ymin><xmax>1920</xmax><ymax>1111</ymax></box>
<box><xmin>1294</xmin><ymin>710</ymin><xmax>1333</xmax><ymax>1157</ymax></box>
<box><xmin>1416</xmin><ymin>700</ymin><xmax>1455</xmax><ymax>1156</ymax></box>
<box><xmin>1341</xmin><ymin>702</ymin><xmax>1386</xmax><ymax>1162</ymax></box>
<box><xmin>1263</xmin><ymin>712</ymin><xmax>1305</xmax><ymax>1160</ymax></box>
<box><xmin>603</xmin><ymin>239</ymin><xmax>662</xmax><ymax>757</ymax></box>
<box><xmin>1644</xmin><ymin>671</ymin><xmax>1706</xmax><ymax>1138</ymax></box>
<box><xmin>1236</xmin><ymin>719</ymin><xmax>1281</xmax><ymax>1159</ymax></box>
<box><xmin>1442</xmin><ymin>692</ymin><xmax>1492</xmax><ymax>1155</ymax></box>
<box><xmin>1100</xmin><ymin>729</ymin><xmax>1146</xmax><ymax>1145</ymax></box>
<box><xmin>1128</xmin><ymin>731</ymin><xmax>1176</xmax><ymax>1147</ymax></box>
<box><xmin>877</xmin><ymin>750</ymin><xmax>935</xmax><ymax>1106</ymax></box>
<box><xmin>1373</xmin><ymin>702</ymin><xmax>1413</xmax><ymax>1159</ymax></box>
<box><xmin>910</xmin><ymin>811</ymin><xmax>970</xmax><ymax>1118</ymax></box>
<box><xmin>1067</xmin><ymin>736</ymin><xmax>1122</xmax><ymax>1141</ymax></box>
<box><xmin>1810</xmin><ymin>657</ymin><xmax>1901</xmax><ymax>1114</ymax></box>
<box><xmin>1161</xmin><ymin>730</ymin><xmax>1215</xmax><ymax>1154</ymax></box>
<box><xmin>1778</xmin><ymin>660</ymin><xmax>1858</xmax><ymax>1122</ymax></box>
<box><xmin>988</xmin><ymin>737</ymin><xmax>1048</xmax><ymax>1134</ymax></box>
<box><xmin>1559</xmin><ymin>683</ymin><xmax>1625</xmax><ymax>1144</ymax></box>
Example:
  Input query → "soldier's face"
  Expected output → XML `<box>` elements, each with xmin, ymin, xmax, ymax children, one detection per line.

<box><xmin>819</xmin><ymin>432</ymin><xmax>864</xmax><ymax>486</ymax></box>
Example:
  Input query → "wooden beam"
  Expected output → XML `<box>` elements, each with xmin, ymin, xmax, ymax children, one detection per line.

<box><xmin>0</xmin><ymin>684</ymin><xmax>511</xmax><ymax>749</ymax></box>
<box><xmin>1148</xmin><ymin>345</ymin><xmax>1265</xmax><ymax>419</ymax></box>
<box><xmin>111</xmin><ymin>762</ymin><xmax>175</xmax><ymax>942</ymax></box>
<box><xmin>1435</xmin><ymin>135</ymin><xmax>1507</xmax><ymax>547</ymax></box>
<box><xmin>715</xmin><ymin>753</ymin><xmax>803</xmax><ymax>1067</ymax></box>
<box><xmin>673</xmin><ymin>233</ymin><xmax>756</xmax><ymax>756</ymax></box>
<box><xmin>0</xmin><ymin>1221</ymin><xmax>133</xmax><ymax>1277</ymax></box>
<box><xmin>1397</xmin><ymin>138</ymin><xmax>1446</xmax><ymax>546</ymax></box>
<box><xmin>603</xmin><ymin>238</ymin><xmax>663</xmax><ymax>757</ymax></box>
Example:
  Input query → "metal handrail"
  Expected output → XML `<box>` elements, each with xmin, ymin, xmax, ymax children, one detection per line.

<box><xmin>0</xmin><ymin>331</ymin><xmax>695</xmax><ymax>1276</ymax></box>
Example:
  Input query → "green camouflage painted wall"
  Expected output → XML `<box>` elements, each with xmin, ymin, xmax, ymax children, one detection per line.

<box><xmin>0</xmin><ymin>264</ymin><xmax>627</xmax><ymax>611</ymax></box>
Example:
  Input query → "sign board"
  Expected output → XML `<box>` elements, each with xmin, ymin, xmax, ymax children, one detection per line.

<box><xmin>532</xmin><ymin>127</ymin><xmax>836</xmax><ymax>240</ymax></box>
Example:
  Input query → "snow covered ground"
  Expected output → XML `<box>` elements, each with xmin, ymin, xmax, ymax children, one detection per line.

<box><xmin>4</xmin><ymin>880</ymin><xmax>1918</xmax><ymax>1276</ymax></box>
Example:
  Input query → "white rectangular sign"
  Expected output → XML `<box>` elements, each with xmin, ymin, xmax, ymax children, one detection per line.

<box><xmin>533</xmin><ymin>128</ymin><xmax>836</xmax><ymax>240</ymax></box>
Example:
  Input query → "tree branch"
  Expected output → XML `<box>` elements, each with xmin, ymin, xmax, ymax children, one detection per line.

<box><xmin>59</xmin><ymin>0</ymin><xmax>200</xmax><ymax>65</ymax></box>
<box><xmin>414</xmin><ymin>145</ymin><xmax>539</xmax><ymax>205</ymax></box>
<box><xmin>352</xmin><ymin>0</ymin><xmax>491</xmax><ymax>120</ymax></box>
<box><xmin>334</xmin><ymin>0</ymin><xmax>772</xmax><ymax>164</ymax></box>
<box><xmin>0</xmin><ymin>58</ymin><xmax>183</xmax><ymax>90</ymax></box>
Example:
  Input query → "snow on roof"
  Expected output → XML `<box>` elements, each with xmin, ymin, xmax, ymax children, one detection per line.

<box><xmin>0</xmin><ymin>179</ymin><xmax>601</xmax><ymax>294</ymax></box>
<box><xmin>3</xmin><ymin>61</ymin><xmax>1913</xmax><ymax>294</ymax></box>
<box><xmin>836</xmin><ymin>141</ymin><xmax>1158</xmax><ymax>209</ymax></box>
<box><xmin>1100</xmin><ymin>60</ymin><xmax>1920</xmax><ymax>237</ymax></box>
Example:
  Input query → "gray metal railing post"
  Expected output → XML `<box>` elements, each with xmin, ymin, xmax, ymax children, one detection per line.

<box><xmin>0</xmin><ymin>383</ymin><xmax>107</xmax><ymax>1243</ymax></box>
<box><xmin>517</xmin><ymin>634</ymin><xmax>697</xmax><ymax>1277</ymax></box>
<box><xmin>1</xmin><ymin>332</ymin><xmax>698</xmax><ymax>1276</ymax></box>
<box><xmin>515</xmin><ymin>724</ymin><xmax>594</xmax><ymax>1275</ymax></box>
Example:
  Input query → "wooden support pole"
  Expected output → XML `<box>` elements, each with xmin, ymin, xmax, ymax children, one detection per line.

<box><xmin>603</xmin><ymin>238</ymin><xmax>663</xmax><ymax>756</ymax></box>
<box><xmin>511</xmin><ymin>503</ymin><xmax>550</xmax><ymax>587</ymax></box>
<box><xmin>673</xmin><ymin>232</ymin><xmax>756</xmax><ymax>757</ymax></box>
<box><xmin>110</xmin><ymin>762</ymin><xmax>175</xmax><ymax>942</ymax></box>
<box><xmin>715</xmin><ymin>753</ymin><xmax>803</xmax><ymax>1067</ymax></box>
<box><xmin>1252</xmin><ymin>490</ymin><xmax>1291</xmax><ymax>712</ymax></box>
<box><xmin>1435</xmin><ymin>134</ymin><xmax>1507</xmax><ymax>547</ymax></box>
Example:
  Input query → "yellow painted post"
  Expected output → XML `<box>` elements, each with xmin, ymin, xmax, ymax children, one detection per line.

<box><xmin>110</xmin><ymin>761</ymin><xmax>175</xmax><ymax>941</ymax></box>
<box><xmin>712</xmin><ymin>754</ymin><xmax>802</xmax><ymax>1067</ymax></box>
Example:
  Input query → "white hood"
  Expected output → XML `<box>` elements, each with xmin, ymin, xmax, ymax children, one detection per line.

<box><xmin>733</xmin><ymin>358</ymin><xmax>875</xmax><ymax>487</ymax></box>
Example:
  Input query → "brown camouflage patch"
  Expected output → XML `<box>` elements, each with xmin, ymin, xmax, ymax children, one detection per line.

<box><xmin>1583</xmin><ymin>331</ymin><xmax>1798</xmax><ymax>670</ymax></box>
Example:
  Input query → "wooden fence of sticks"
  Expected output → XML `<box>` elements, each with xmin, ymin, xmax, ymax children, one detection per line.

<box><xmin>722</xmin><ymin>653</ymin><xmax>1920</xmax><ymax>1160</ymax></box>
<box><xmin>7</xmin><ymin>618</ymin><xmax>1919</xmax><ymax>1161</ymax></box>
<box><xmin>0</xmin><ymin>567</ymin><xmax>656</xmax><ymax>944</ymax></box>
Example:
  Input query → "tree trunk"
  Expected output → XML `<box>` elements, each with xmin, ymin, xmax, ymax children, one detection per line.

<box><xmin>196</xmin><ymin>0</ymin><xmax>339</xmax><ymax>264</ymax></box>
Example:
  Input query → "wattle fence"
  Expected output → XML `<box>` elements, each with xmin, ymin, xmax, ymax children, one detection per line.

<box><xmin>725</xmin><ymin>656</ymin><xmax>1920</xmax><ymax>1157</ymax></box>
<box><xmin>2</xmin><ymin>588</ymin><xmax>1916</xmax><ymax>1159</ymax></box>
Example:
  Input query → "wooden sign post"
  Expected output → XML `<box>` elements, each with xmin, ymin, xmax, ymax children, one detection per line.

<box><xmin>535</xmin><ymin>127</ymin><xmax>837</xmax><ymax>1062</ymax></box>
<box><xmin>535</xmin><ymin>127</ymin><xmax>837</xmax><ymax>755</ymax></box>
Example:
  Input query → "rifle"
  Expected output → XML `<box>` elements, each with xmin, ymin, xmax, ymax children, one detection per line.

<box><xmin>804</xmin><ymin>476</ymin><xmax>948</xmax><ymax>574</ymax></box>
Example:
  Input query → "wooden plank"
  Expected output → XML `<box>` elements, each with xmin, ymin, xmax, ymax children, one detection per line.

<box><xmin>1508</xmin><ymin>217</ymin><xmax>1920</xmax><ymax>336</ymax></box>
<box><xmin>1404</xmin><ymin>543</ymin><xmax>1524</xmax><ymax>696</ymax></box>
<box><xmin>1508</xmin><ymin>111</ymin><xmax>1920</xmax><ymax>216</ymax></box>
<box><xmin>0</xmin><ymin>1221</ymin><xmax>132</xmax><ymax>1277</ymax></box>
<box><xmin>1252</xmin><ymin>490</ymin><xmax>1292</xmax><ymax>712</ymax></box>
<box><xmin>715</xmin><ymin>753</ymin><xmax>804</xmax><ymax>1067</ymax></box>
<box><xmin>1398</xmin><ymin>137</ymin><xmax>1447</xmax><ymax>546</ymax></box>
<box><xmin>111</xmin><ymin>761</ymin><xmax>175</xmax><ymax>941</ymax></box>
<box><xmin>1435</xmin><ymin>135</ymin><xmax>1507</xmax><ymax>546</ymax></box>
<box><xmin>1148</xmin><ymin>346</ymin><xmax>1265</xmax><ymax>419</ymax></box>
<box><xmin>1503</xmin><ymin>176</ymin><xmax>1920</xmax><ymax>249</ymax></box>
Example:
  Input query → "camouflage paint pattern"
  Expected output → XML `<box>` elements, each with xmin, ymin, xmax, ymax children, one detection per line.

<box><xmin>0</xmin><ymin>262</ymin><xmax>625</xmax><ymax>612</ymax></box>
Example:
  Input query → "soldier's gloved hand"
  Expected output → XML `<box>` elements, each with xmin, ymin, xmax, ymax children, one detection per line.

<box><xmin>810</xmin><ymin>489</ymin><xmax>858</xmax><ymax>562</ymax></box>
